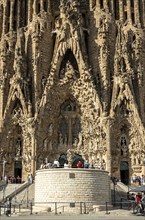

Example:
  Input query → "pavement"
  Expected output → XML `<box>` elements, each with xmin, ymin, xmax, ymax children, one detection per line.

<box><xmin>0</xmin><ymin>208</ymin><xmax>144</xmax><ymax>220</ymax></box>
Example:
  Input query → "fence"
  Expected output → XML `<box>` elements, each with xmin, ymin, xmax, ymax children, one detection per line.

<box><xmin>0</xmin><ymin>200</ymin><xmax>143</xmax><ymax>216</ymax></box>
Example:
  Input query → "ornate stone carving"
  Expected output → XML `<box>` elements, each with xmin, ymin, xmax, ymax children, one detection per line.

<box><xmin>0</xmin><ymin>0</ymin><xmax>144</xmax><ymax>181</ymax></box>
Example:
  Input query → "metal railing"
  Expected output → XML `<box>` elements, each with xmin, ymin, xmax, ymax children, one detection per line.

<box><xmin>0</xmin><ymin>200</ymin><xmax>144</xmax><ymax>216</ymax></box>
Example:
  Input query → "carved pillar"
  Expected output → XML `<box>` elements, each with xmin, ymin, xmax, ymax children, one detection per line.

<box><xmin>106</xmin><ymin>118</ymin><xmax>112</xmax><ymax>175</ymax></box>
<box><xmin>104</xmin><ymin>0</ymin><xmax>109</xmax><ymax>12</ymax></box>
<box><xmin>90</xmin><ymin>0</ymin><xmax>95</xmax><ymax>9</ymax></box>
<box><xmin>110</xmin><ymin>0</ymin><xmax>115</xmax><ymax>18</ymax></box>
<box><xmin>0</xmin><ymin>4</ymin><xmax>3</xmax><ymax>38</ymax></box>
<box><xmin>96</xmin><ymin>0</ymin><xmax>100</xmax><ymax>8</ymax></box>
<box><xmin>33</xmin><ymin>0</ymin><xmax>37</xmax><ymax>15</ymax></box>
<box><xmin>28</xmin><ymin>0</ymin><xmax>33</xmax><ymax>24</ymax></box>
<box><xmin>40</xmin><ymin>0</ymin><xmax>44</xmax><ymax>15</ymax></box>
<box><xmin>134</xmin><ymin>0</ymin><xmax>140</xmax><ymax>25</ymax></box>
<box><xmin>17</xmin><ymin>0</ymin><xmax>21</xmax><ymax>29</ymax></box>
<box><xmin>127</xmin><ymin>0</ymin><xmax>132</xmax><ymax>22</ymax></box>
<box><xmin>31</xmin><ymin>129</ymin><xmax>36</xmax><ymax>177</ymax></box>
<box><xmin>119</xmin><ymin>0</ymin><xmax>124</xmax><ymax>22</ymax></box>
<box><xmin>9</xmin><ymin>0</ymin><xmax>14</xmax><ymax>31</ymax></box>
<box><xmin>2</xmin><ymin>0</ymin><xmax>8</xmax><ymax>34</ymax></box>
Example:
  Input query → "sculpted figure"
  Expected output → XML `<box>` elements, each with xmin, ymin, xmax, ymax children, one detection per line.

<box><xmin>59</xmin><ymin>133</ymin><xmax>64</xmax><ymax>146</ymax></box>
<box><xmin>77</xmin><ymin>132</ymin><xmax>83</xmax><ymax>148</ymax></box>
<box><xmin>15</xmin><ymin>139</ymin><xmax>21</xmax><ymax>157</ymax></box>
<box><xmin>48</xmin><ymin>124</ymin><xmax>53</xmax><ymax>136</ymax></box>
<box><xmin>67</xmin><ymin>149</ymin><xmax>75</xmax><ymax>167</ymax></box>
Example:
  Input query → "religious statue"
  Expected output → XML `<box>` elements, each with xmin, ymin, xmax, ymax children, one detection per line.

<box><xmin>120</xmin><ymin>136</ymin><xmax>128</xmax><ymax>156</ymax></box>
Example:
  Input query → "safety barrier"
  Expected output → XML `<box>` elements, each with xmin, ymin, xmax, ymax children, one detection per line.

<box><xmin>0</xmin><ymin>200</ymin><xmax>144</xmax><ymax>216</ymax></box>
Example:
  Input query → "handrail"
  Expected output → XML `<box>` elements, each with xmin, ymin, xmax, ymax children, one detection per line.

<box><xmin>0</xmin><ymin>181</ymin><xmax>32</xmax><ymax>203</ymax></box>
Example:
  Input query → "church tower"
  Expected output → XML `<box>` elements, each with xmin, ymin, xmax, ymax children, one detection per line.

<box><xmin>0</xmin><ymin>0</ymin><xmax>145</xmax><ymax>183</ymax></box>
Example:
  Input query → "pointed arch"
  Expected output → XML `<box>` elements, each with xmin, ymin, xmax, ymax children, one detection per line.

<box><xmin>58</xmin><ymin>49</ymin><xmax>80</xmax><ymax>79</ymax></box>
<box><xmin>4</xmin><ymin>83</ymin><xmax>28</xmax><ymax>119</ymax></box>
<box><xmin>55</xmin><ymin>49</ymin><xmax>80</xmax><ymax>79</ymax></box>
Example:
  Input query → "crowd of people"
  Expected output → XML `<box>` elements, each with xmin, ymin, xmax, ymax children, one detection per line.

<box><xmin>40</xmin><ymin>159</ymin><xmax>104</xmax><ymax>170</ymax></box>
<box><xmin>0</xmin><ymin>175</ymin><xmax>22</xmax><ymax>184</ymax></box>
<box><xmin>0</xmin><ymin>174</ymin><xmax>33</xmax><ymax>184</ymax></box>
<box><xmin>132</xmin><ymin>174</ymin><xmax>145</xmax><ymax>185</ymax></box>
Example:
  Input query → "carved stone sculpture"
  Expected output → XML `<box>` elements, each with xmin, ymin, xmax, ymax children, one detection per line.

<box><xmin>0</xmin><ymin>0</ymin><xmax>144</xmax><ymax>182</ymax></box>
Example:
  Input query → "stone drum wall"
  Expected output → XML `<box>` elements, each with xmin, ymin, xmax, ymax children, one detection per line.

<box><xmin>35</xmin><ymin>168</ymin><xmax>111</xmax><ymax>211</ymax></box>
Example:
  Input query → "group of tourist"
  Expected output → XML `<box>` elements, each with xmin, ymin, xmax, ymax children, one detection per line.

<box><xmin>0</xmin><ymin>174</ymin><xmax>34</xmax><ymax>185</ymax></box>
<box><xmin>0</xmin><ymin>175</ymin><xmax>22</xmax><ymax>184</ymax></box>
<box><xmin>40</xmin><ymin>159</ymin><xmax>60</xmax><ymax>169</ymax></box>
<box><xmin>132</xmin><ymin>174</ymin><xmax>145</xmax><ymax>185</ymax></box>
<box><xmin>40</xmin><ymin>159</ymin><xmax>104</xmax><ymax>170</ymax></box>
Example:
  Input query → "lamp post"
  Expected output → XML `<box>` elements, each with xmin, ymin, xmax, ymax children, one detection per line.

<box><xmin>143</xmin><ymin>156</ymin><xmax>145</xmax><ymax>178</ymax></box>
<box><xmin>2</xmin><ymin>160</ymin><xmax>7</xmax><ymax>179</ymax></box>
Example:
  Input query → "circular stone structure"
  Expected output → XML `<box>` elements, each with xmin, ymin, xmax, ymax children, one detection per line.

<box><xmin>35</xmin><ymin>168</ymin><xmax>111</xmax><ymax>212</ymax></box>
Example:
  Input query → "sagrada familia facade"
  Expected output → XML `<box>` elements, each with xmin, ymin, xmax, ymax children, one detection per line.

<box><xmin>0</xmin><ymin>0</ymin><xmax>145</xmax><ymax>183</ymax></box>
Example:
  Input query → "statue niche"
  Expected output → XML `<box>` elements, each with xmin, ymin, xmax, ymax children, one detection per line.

<box><xmin>59</xmin><ymin>49</ymin><xmax>79</xmax><ymax>80</ymax></box>
<box><xmin>58</xmin><ymin>100</ymin><xmax>81</xmax><ymax>148</ymax></box>
<box><xmin>119</xmin><ymin>134</ymin><xmax>128</xmax><ymax>157</ymax></box>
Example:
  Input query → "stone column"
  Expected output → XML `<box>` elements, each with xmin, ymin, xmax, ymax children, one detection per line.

<box><xmin>2</xmin><ymin>0</ymin><xmax>8</xmax><ymax>34</ymax></box>
<box><xmin>31</xmin><ymin>129</ymin><xmax>36</xmax><ymax>177</ymax></box>
<box><xmin>126</xmin><ymin>0</ymin><xmax>132</xmax><ymax>23</ymax></box>
<box><xmin>28</xmin><ymin>0</ymin><xmax>33</xmax><ymax>24</ymax></box>
<box><xmin>90</xmin><ymin>0</ymin><xmax>95</xmax><ymax>9</ymax></box>
<box><xmin>40</xmin><ymin>0</ymin><xmax>44</xmax><ymax>15</ymax></box>
<box><xmin>134</xmin><ymin>0</ymin><xmax>140</xmax><ymax>25</ymax></box>
<box><xmin>104</xmin><ymin>0</ymin><xmax>109</xmax><ymax>12</ymax></box>
<box><xmin>106</xmin><ymin>118</ymin><xmax>112</xmax><ymax>176</ymax></box>
<box><xmin>119</xmin><ymin>0</ymin><xmax>124</xmax><ymax>22</ymax></box>
<box><xmin>9</xmin><ymin>0</ymin><xmax>15</xmax><ymax>31</ymax></box>
<box><xmin>33</xmin><ymin>0</ymin><xmax>37</xmax><ymax>15</ymax></box>
<box><xmin>17</xmin><ymin>0</ymin><xmax>21</xmax><ymax>29</ymax></box>
<box><xmin>0</xmin><ymin>4</ymin><xmax>3</xmax><ymax>38</ymax></box>
<box><xmin>96</xmin><ymin>0</ymin><xmax>100</xmax><ymax>9</ymax></box>
<box><xmin>110</xmin><ymin>0</ymin><xmax>115</xmax><ymax>18</ymax></box>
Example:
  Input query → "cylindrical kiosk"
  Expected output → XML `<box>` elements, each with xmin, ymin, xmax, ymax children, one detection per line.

<box><xmin>34</xmin><ymin>168</ymin><xmax>111</xmax><ymax>213</ymax></box>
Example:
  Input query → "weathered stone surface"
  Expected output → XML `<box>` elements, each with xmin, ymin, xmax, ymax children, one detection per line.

<box><xmin>0</xmin><ymin>0</ymin><xmax>145</xmax><ymax>182</ymax></box>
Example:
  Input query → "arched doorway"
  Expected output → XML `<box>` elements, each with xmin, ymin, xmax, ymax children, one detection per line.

<box><xmin>14</xmin><ymin>161</ymin><xmax>22</xmax><ymax>180</ymax></box>
<box><xmin>120</xmin><ymin>161</ymin><xmax>129</xmax><ymax>185</ymax></box>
